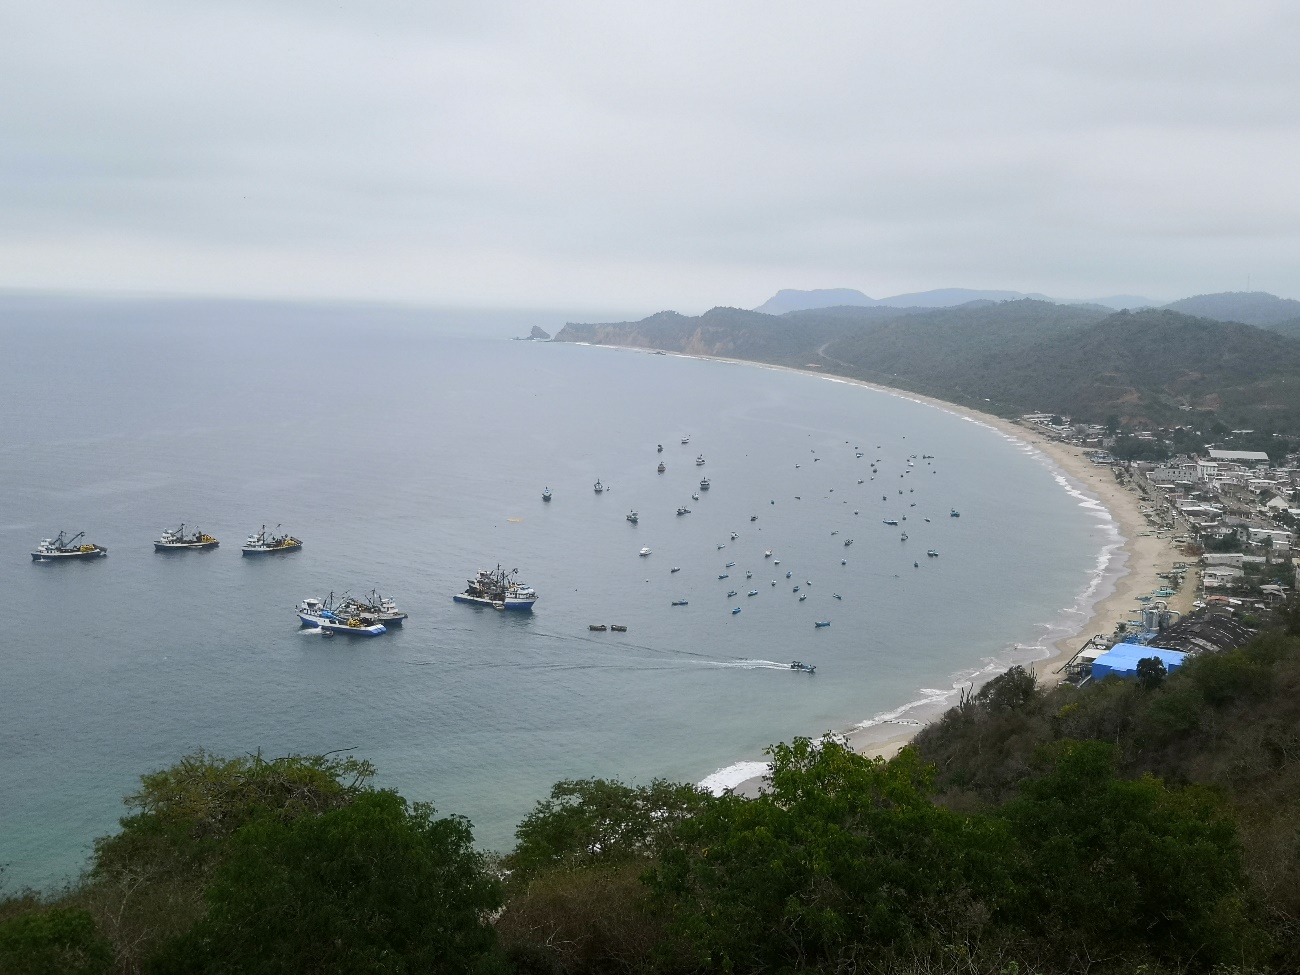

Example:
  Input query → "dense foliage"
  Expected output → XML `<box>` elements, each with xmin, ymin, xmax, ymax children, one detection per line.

<box><xmin>7</xmin><ymin>627</ymin><xmax>1300</xmax><ymax>974</ymax></box>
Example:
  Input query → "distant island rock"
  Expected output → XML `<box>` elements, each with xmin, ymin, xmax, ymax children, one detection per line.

<box><xmin>513</xmin><ymin>325</ymin><xmax>551</xmax><ymax>341</ymax></box>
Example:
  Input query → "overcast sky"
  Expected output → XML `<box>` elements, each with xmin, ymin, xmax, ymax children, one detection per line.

<box><xmin>3</xmin><ymin>1</ymin><xmax>1299</xmax><ymax>313</ymax></box>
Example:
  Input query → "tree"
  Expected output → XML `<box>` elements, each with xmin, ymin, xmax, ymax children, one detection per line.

<box><xmin>650</xmin><ymin>740</ymin><xmax>1017</xmax><ymax>971</ymax></box>
<box><xmin>147</xmin><ymin>791</ymin><xmax>503</xmax><ymax>975</ymax></box>
<box><xmin>999</xmin><ymin>740</ymin><xmax>1255</xmax><ymax>966</ymax></box>
<box><xmin>506</xmin><ymin>778</ymin><xmax>712</xmax><ymax>882</ymax></box>
<box><xmin>0</xmin><ymin>908</ymin><xmax>112</xmax><ymax>975</ymax></box>
<box><xmin>1137</xmin><ymin>655</ymin><xmax>1168</xmax><ymax>691</ymax></box>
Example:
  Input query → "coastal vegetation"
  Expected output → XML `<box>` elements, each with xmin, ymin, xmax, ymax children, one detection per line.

<box><xmin>554</xmin><ymin>299</ymin><xmax>1300</xmax><ymax>433</ymax></box>
<box><xmin>6</xmin><ymin>624</ymin><xmax>1300</xmax><ymax>974</ymax></box>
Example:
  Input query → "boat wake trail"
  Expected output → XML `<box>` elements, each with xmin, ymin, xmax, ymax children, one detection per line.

<box><xmin>701</xmin><ymin>658</ymin><xmax>789</xmax><ymax>670</ymax></box>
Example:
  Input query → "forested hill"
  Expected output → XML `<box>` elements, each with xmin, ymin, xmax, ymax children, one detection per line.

<box><xmin>554</xmin><ymin>301</ymin><xmax>1300</xmax><ymax>431</ymax></box>
<box><xmin>1164</xmin><ymin>291</ymin><xmax>1300</xmax><ymax>332</ymax></box>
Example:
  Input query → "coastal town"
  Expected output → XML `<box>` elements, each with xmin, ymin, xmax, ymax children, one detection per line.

<box><xmin>1020</xmin><ymin>412</ymin><xmax>1293</xmax><ymax>684</ymax></box>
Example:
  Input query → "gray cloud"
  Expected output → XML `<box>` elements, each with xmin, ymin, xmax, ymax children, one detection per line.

<box><xmin>2</xmin><ymin>0</ymin><xmax>1298</xmax><ymax>311</ymax></box>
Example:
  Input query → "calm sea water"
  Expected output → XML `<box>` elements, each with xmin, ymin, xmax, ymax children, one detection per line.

<box><xmin>0</xmin><ymin>299</ymin><xmax>1110</xmax><ymax>890</ymax></box>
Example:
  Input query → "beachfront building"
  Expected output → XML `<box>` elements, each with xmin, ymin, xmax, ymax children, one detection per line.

<box><xmin>1091</xmin><ymin>644</ymin><xmax>1187</xmax><ymax>681</ymax></box>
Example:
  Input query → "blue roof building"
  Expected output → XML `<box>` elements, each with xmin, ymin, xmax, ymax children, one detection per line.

<box><xmin>1091</xmin><ymin>643</ymin><xmax>1186</xmax><ymax>681</ymax></box>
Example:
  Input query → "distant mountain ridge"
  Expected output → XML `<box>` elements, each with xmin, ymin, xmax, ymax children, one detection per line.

<box><xmin>755</xmin><ymin>287</ymin><xmax>1052</xmax><ymax>315</ymax></box>
<box><xmin>1163</xmin><ymin>291</ymin><xmax>1300</xmax><ymax>331</ymax></box>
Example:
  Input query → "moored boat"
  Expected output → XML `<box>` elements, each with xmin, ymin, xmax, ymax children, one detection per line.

<box><xmin>671</xmin><ymin>599</ymin><xmax>688</xmax><ymax>606</ymax></box>
<box><xmin>627</xmin><ymin>510</ymin><xmax>639</xmax><ymax>523</ymax></box>
<box><xmin>241</xmin><ymin>524</ymin><xmax>302</xmax><ymax>555</ymax></box>
<box><xmin>31</xmin><ymin>530</ymin><xmax>108</xmax><ymax>561</ymax></box>
<box><xmin>676</xmin><ymin>506</ymin><xmax>691</xmax><ymax>515</ymax></box>
<box><xmin>731</xmin><ymin>606</ymin><xmax>741</xmax><ymax>615</ymax></box>
<box><xmin>297</xmin><ymin>596</ymin><xmax>387</xmax><ymax>637</ymax></box>
<box><xmin>657</xmin><ymin>462</ymin><xmax>666</xmax><ymax>473</ymax></box>
<box><xmin>336</xmin><ymin>590</ymin><xmax>407</xmax><ymax>626</ymax></box>
<box><xmin>696</xmin><ymin>454</ymin><xmax>705</xmax><ymax>466</ymax></box>
<box><xmin>594</xmin><ymin>480</ymin><xmax>604</xmax><ymax>493</ymax></box>
<box><xmin>699</xmin><ymin>477</ymin><xmax>710</xmax><ymax>490</ymax></box>
<box><xmin>542</xmin><ymin>487</ymin><xmax>552</xmax><ymax>501</ymax></box>
<box><xmin>639</xmin><ymin>547</ymin><xmax>652</xmax><ymax>557</ymax></box>
<box><xmin>814</xmin><ymin>620</ymin><xmax>831</xmax><ymax>628</ymax></box>
<box><xmin>453</xmin><ymin>565</ymin><xmax>539</xmax><ymax>610</ymax></box>
<box><xmin>155</xmin><ymin>524</ymin><xmax>219</xmax><ymax>551</ymax></box>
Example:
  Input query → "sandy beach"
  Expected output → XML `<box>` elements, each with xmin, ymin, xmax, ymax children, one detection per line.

<box><xmin>626</xmin><ymin>349</ymin><xmax>1201</xmax><ymax>781</ymax></box>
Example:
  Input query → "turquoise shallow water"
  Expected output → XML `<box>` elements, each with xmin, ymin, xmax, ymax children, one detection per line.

<box><xmin>0</xmin><ymin>301</ymin><xmax>1110</xmax><ymax>889</ymax></box>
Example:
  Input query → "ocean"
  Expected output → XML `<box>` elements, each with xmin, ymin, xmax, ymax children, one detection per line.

<box><xmin>0</xmin><ymin>297</ymin><xmax>1114</xmax><ymax>890</ymax></box>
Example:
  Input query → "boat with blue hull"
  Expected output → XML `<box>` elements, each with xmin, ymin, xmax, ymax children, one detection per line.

<box><xmin>297</xmin><ymin>596</ymin><xmax>387</xmax><ymax>636</ymax></box>
<box><xmin>453</xmin><ymin>565</ymin><xmax>538</xmax><ymax>611</ymax></box>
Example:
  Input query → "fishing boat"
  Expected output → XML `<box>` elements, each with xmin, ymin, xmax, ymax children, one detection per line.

<box><xmin>699</xmin><ymin>477</ymin><xmax>710</xmax><ymax>490</ymax></box>
<box><xmin>594</xmin><ymin>480</ymin><xmax>604</xmax><ymax>493</ymax></box>
<box><xmin>764</xmin><ymin>550</ymin><xmax>772</xmax><ymax>558</ymax></box>
<box><xmin>241</xmin><ymin>524</ymin><xmax>302</xmax><ymax>555</ymax></box>
<box><xmin>745</xmin><ymin>570</ymin><xmax>752</xmax><ymax>578</ymax></box>
<box><xmin>718</xmin><ymin>572</ymin><xmax>729</xmax><ymax>579</ymax></box>
<box><xmin>154</xmin><ymin>524</ymin><xmax>219</xmax><ymax>551</ymax></box>
<box><xmin>657</xmin><ymin>444</ymin><xmax>663</xmax><ymax>453</ymax></box>
<box><xmin>610</xmin><ymin>625</ymin><xmax>628</xmax><ymax>632</ymax></box>
<box><xmin>798</xmin><ymin>593</ymin><xmax>806</xmax><ymax>601</ymax></box>
<box><xmin>297</xmin><ymin>596</ymin><xmax>387</xmax><ymax>637</ymax></box>
<box><xmin>841</xmin><ymin>559</ymin><xmax>847</xmax><ymax>565</ymax></box>
<box><xmin>671</xmin><ymin>566</ymin><xmax>681</xmax><ymax>572</ymax></box>
<box><xmin>844</xmin><ymin>538</ymin><xmax>853</xmax><ymax>546</ymax></box>
<box><xmin>676</xmin><ymin>506</ymin><xmax>691</xmax><ymax>515</ymax></box>
<box><xmin>785</xmin><ymin>570</ymin><xmax>792</xmax><ymax>578</ymax></box>
<box><xmin>731</xmin><ymin>606</ymin><xmax>741</xmax><ymax>615</ymax></box>
<box><xmin>453</xmin><ymin>565</ymin><xmax>539</xmax><ymax>610</ymax></box>
<box><xmin>748</xmin><ymin>589</ymin><xmax>758</xmax><ymax>596</ymax></box>
<box><xmin>950</xmin><ymin>509</ymin><xmax>961</xmax><ymax>517</ymax></box>
<box><xmin>750</xmin><ymin>515</ymin><xmax>757</xmax><ymax>522</ymax></box>
<box><xmin>730</xmin><ymin>531</ymin><xmax>738</xmax><ymax>539</ymax></box>
<box><xmin>770</xmin><ymin>580</ymin><xmax>776</xmax><ymax>586</ymax></box>
<box><xmin>691</xmin><ymin>493</ymin><xmax>700</xmax><ymax>501</ymax></box>
<box><xmin>336</xmin><ymin>590</ymin><xmax>407</xmax><ymax>626</ymax></box>
<box><xmin>790</xmin><ymin>660</ymin><xmax>816</xmax><ymax>673</ymax></box>
<box><xmin>900</xmin><ymin>533</ymin><xmax>908</xmax><ymax>541</ymax></box>
<box><xmin>542</xmin><ymin>487</ymin><xmax>552</xmax><ymax>501</ymax></box>
<box><xmin>927</xmin><ymin>549</ymin><xmax>939</xmax><ymax>557</ymax></box>
<box><xmin>589</xmin><ymin>624</ymin><xmax>607</xmax><ymax>631</ymax></box>
<box><xmin>657</xmin><ymin>462</ymin><xmax>666</xmax><ymax>473</ymax></box>
<box><xmin>627</xmin><ymin>510</ymin><xmax>639</xmax><ymax>523</ymax></box>
<box><xmin>833</xmin><ymin>593</ymin><xmax>842</xmax><ymax>600</ymax></box>
<box><xmin>639</xmin><ymin>547</ymin><xmax>651</xmax><ymax>557</ymax></box>
<box><xmin>696</xmin><ymin>454</ymin><xmax>705</xmax><ymax>466</ymax></box>
<box><xmin>814</xmin><ymin>620</ymin><xmax>831</xmax><ymax>628</ymax></box>
<box><xmin>681</xmin><ymin>435</ymin><xmax>691</xmax><ymax>444</ymax></box>
<box><xmin>792</xmin><ymin>585</ymin><xmax>800</xmax><ymax>592</ymax></box>
<box><xmin>725</xmin><ymin>561</ymin><xmax>736</xmax><ymax>568</ymax></box>
<box><xmin>727</xmin><ymin>590</ymin><xmax>737</xmax><ymax>597</ymax></box>
<box><xmin>671</xmin><ymin>599</ymin><xmax>689</xmax><ymax>606</ymax></box>
<box><xmin>31</xmin><ymin>530</ymin><xmax>108</xmax><ymax>561</ymax></box>
<box><xmin>882</xmin><ymin>519</ymin><xmax>898</xmax><ymax>526</ymax></box>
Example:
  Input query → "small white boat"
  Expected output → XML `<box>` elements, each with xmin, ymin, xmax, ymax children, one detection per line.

<box><xmin>764</xmin><ymin>550</ymin><xmax>772</xmax><ymax>558</ymax></box>
<box><xmin>725</xmin><ymin>561</ymin><xmax>736</xmax><ymax>567</ymax></box>
<box><xmin>676</xmin><ymin>506</ymin><xmax>691</xmax><ymax>515</ymax></box>
<box><xmin>748</xmin><ymin>589</ymin><xmax>758</xmax><ymax>596</ymax></box>
<box><xmin>594</xmin><ymin>479</ymin><xmax>604</xmax><ymax>493</ymax></box>
<box><xmin>671</xmin><ymin>566</ymin><xmax>681</xmax><ymax>572</ymax></box>
<box><xmin>691</xmin><ymin>492</ymin><xmax>700</xmax><ymax>501</ymax></box>
<box><xmin>696</xmin><ymin>455</ymin><xmax>705</xmax><ymax>466</ymax></box>
<box><xmin>681</xmin><ymin>435</ymin><xmax>691</xmax><ymax>444</ymax></box>
<box><xmin>799</xmin><ymin>593</ymin><xmax>807</xmax><ymax>601</ymax></box>
<box><xmin>639</xmin><ymin>547</ymin><xmax>651</xmax><ymax>557</ymax></box>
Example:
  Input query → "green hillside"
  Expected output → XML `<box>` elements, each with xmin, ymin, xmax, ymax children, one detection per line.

<box><xmin>556</xmin><ymin>302</ymin><xmax>1300</xmax><ymax>431</ymax></box>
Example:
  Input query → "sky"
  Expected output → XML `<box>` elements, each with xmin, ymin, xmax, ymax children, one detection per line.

<box><xmin>3</xmin><ymin>1</ymin><xmax>1300</xmax><ymax>314</ymax></box>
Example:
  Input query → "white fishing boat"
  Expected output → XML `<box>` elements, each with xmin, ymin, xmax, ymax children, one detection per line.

<box><xmin>639</xmin><ymin>547</ymin><xmax>652</xmax><ymax>557</ymax></box>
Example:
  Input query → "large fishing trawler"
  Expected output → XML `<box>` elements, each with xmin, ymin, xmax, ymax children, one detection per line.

<box><xmin>453</xmin><ymin>565</ymin><xmax>538</xmax><ymax>610</ymax></box>
<box><xmin>31</xmin><ymin>531</ymin><xmax>108</xmax><ymax>561</ymax></box>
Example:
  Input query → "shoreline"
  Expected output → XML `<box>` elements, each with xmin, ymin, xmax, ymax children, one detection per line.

<box><xmin>572</xmin><ymin>343</ymin><xmax>1198</xmax><ymax>783</ymax></box>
